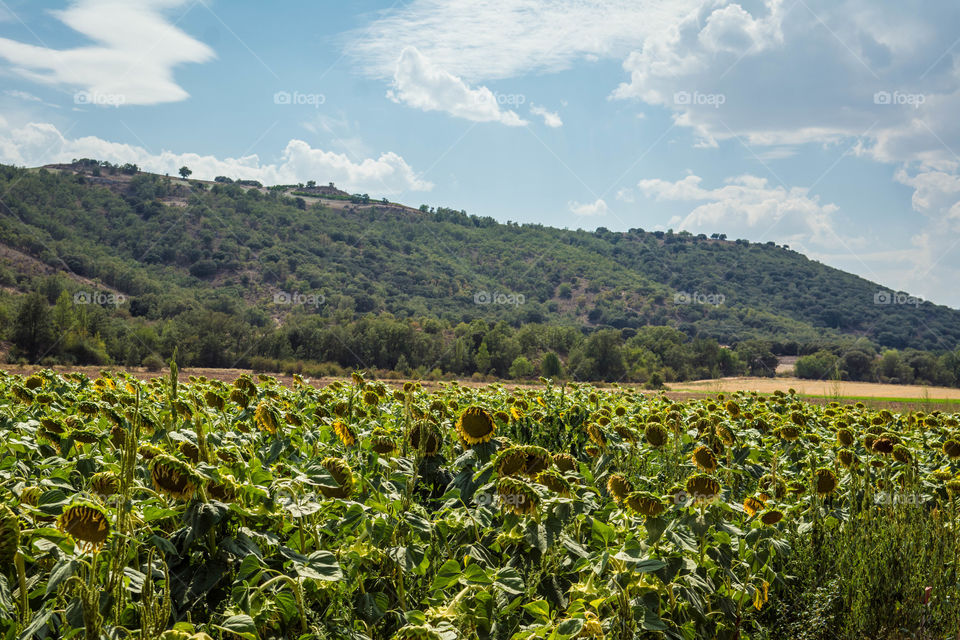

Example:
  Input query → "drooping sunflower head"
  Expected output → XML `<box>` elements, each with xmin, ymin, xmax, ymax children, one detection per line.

<box><xmin>408</xmin><ymin>421</ymin><xmax>441</xmax><ymax>457</ymax></box>
<box><xmin>725</xmin><ymin>400</ymin><xmax>741</xmax><ymax>419</ymax></box>
<box><xmin>370</xmin><ymin>435</ymin><xmax>397</xmax><ymax>455</ymax></box>
<box><xmin>253</xmin><ymin>401</ymin><xmax>281</xmax><ymax>435</ymax></box>
<box><xmin>776</xmin><ymin>426</ymin><xmax>801</xmax><ymax>441</ymax></box>
<box><xmin>333</xmin><ymin>421</ymin><xmax>356</xmax><ymax>447</ymax></box>
<box><xmin>20</xmin><ymin>486</ymin><xmax>42</xmax><ymax>507</ymax></box>
<box><xmin>138</xmin><ymin>443</ymin><xmax>163</xmax><ymax>461</ymax></box>
<box><xmin>536</xmin><ymin>469</ymin><xmax>572</xmax><ymax>497</ymax></box>
<box><xmin>521</xmin><ymin>445</ymin><xmax>553</xmax><ymax>476</ymax></box>
<box><xmin>644</xmin><ymin>423</ymin><xmax>668</xmax><ymax>448</ymax></box>
<box><xmin>586</xmin><ymin>423</ymin><xmax>606</xmax><ymax>449</ymax></box>
<box><xmin>946</xmin><ymin>477</ymin><xmax>960</xmax><ymax>497</ymax></box>
<box><xmin>685</xmin><ymin>473</ymin><xmax>721</xmax><ymax>502</ymax></box>
<box><xmin>58</xmin><ymin>502</ymin><xmax>110</xmax><ymax>551</ymax></box>
<box><xmin>179</xmin><ymin>440</ymin><xmax>200</xmax><ymax>464</ymax></box>
<box><xmin>942</xmin><ymin>439</ymin><xmax>960</xmax><ymax>459</ymax></box>
<box><xmin>229</xmin><ymin>388</ymin><xmax>250</xmax><ymax>408</ymax></box>
<box><xmin>456</xmin><ymin>406</ymin><xmax>497</xmax><ymax>445</ymax></box>
<box><xmin>70</xmin><ymin>428</ymin><xmax>101</xmax><ymax>445</ymax></box>
<box><xmin>496</xmin><ymin>477</ymin><xmax>539</xmax><ymax>516</ymax></box>
<box><xmin>760</xmin><ymin>509</ymin><xmax>784</xmax><ymax>526</ymax></box>
<box><xmin>91</xmin><ymin>471</ymin><xmax>120</xmax><ymax>497</ymax></box>
<box><xmin>553</xmin><ymin>453</ymin><xmax>577</xmax><ymax>473</ymax></box>
<box><xmin>578</xmin><ymin>612</ymin><xmax>604</xmax><ymax>638</ymax></box>
<box><xmin>715</xmin><ymin>424</ymin><xmax>735</xmax><ymax>446</ymax></box>
<box><xmin>692</xmin><ymin>445</ymin><xmax>718</xmax><ymax>472</ymax></box>
<box><xmin>743</xmin><ymin>495</ymin><xmax>766</xmax><ymax>517</ymax></box>
<box><xmin>626</xmin><ymin>491</ymin><xmax>665</xmax><ymax>518</ymax></box>
<box><xmin>204</xmin><ymin>391</ymin><xmax>225</xmax><ymax>411</ymax></box>
<box><xmin>208</xmin><ymin>474</ymin><xmax>239</xmax><ymax>503</ymax></box>
<box><xmin>815</xmin><ymin>468</ymin><xmax>838</xmax><ymax>496</ymax></box>
<box><xmin>872</xmin><ymin>437</ymin><xmax>895</xmax><ymax>455</ymax></box>
<box><xmin>319</xmin><ymin>457</ymin><xmax>355</xmax><ymax>499</ymax></box>
<box><xmin>606</xmin><ymin>474</ymin><xmax>633</xmax><ymax>503</ymax></box>
<box><xmin>496</xmin><ymin>446</ymin><xmax>528</xmax><ymax>476</ymax></box>
<box><xmin>836</xmin><ymin>428</ymin><xmax>855</xmax><ymax>447</ymax></box>
<box><xmin>838</xmin><ymin>449</ymin><xmax>855</xmax><ymax>468</ymax></box>
<box><xmin>0</xmin><ymin>505</ymin><xmax>19</xmax><ymax>565</ymax></box>
<box><xmin>892</xmin><ymin>444</ymin><xmax>912</xmax><ymax>464</ymax></box>
<box><xmin>151</xmin><ymin>454</ymin><xmax>199</xmax><ymax>500</ymax></box>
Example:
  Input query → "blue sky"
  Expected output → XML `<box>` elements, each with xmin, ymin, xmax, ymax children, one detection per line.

<box><xmin>1</xmin><ymin>1</ymin><xmax>960</xmax><ymax>308</ymax></box>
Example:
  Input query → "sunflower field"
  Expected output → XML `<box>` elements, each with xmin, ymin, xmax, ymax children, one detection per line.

<box><xmin>0</xmin><ymin>368</ymin><xmax>958</xmax><ymax>640</ymax></box>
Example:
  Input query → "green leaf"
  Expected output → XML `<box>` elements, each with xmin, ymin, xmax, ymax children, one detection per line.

<box><xmin>493</xmin><ymin>566</ymin><xmax>524</xmax><ymax>595</ymax></box>
<box><xmin>460</xmin><ymin>562</ymin><xmax>493</xmax><ymax>586</ymax></box>
<box><xmin>213</xmin><ymin>614</ymin><xmax>259</xmax><ymax>640</ymax></box>
<box><xmin>591</xmin><ymin>518</ymin><xmax>616</xmax><ymax>549</ymax></box>
<box><xmin>430</xmin><ymin>559</ymin><xmax>461</xmax><ymax>591</ymax></box>
<box><xmin>521</xmin><ymin>599</ymin><xmax>551</xmax><ymax>621</ymax></box>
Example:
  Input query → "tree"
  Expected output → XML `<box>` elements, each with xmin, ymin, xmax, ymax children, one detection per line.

<box><xmin>508</xmin><ymin>356</ymin><xmax>535</xmax><ymax>379</ymax></box>
<box><xmin>179</xmin><ymin>166</ymin><xmax>192</xmax><ymax>179</ymax></box>
<box><xmin>541</xmin><ymin>352</ymin><xmax>563</xmax><ymax>378</ymax></box>
<box><xmin>13</xmin><ymin>292</ymin><xmax>56</xmax><ymax>362</ymax></box>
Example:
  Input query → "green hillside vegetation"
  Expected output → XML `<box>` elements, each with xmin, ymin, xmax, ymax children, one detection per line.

<box><xmin>0</xmin><ymin>161</ymin><xmax>958</xmax><ymax>385</ymax></box>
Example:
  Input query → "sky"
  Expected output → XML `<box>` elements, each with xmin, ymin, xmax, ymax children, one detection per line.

<box><xmin>1</xmin><ymin>1</ymin><xmax>960</xmax><ymax>308</ymax></box>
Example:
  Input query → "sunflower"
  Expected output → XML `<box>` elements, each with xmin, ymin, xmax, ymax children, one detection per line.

<box><xmin>776</xmin><ymin>426</ymin><xmax>800</xmax><ymax>441</ymax></box>
<box><xmin>585</xmin><ymin>446</ymin><xmax>600</xmax><ymax>457</ymax></box>
<box><xmin>836</xmin><ymin>428</ymin><xmax>854</xmax><ymax>447</ymax></box>
<box><xmin>91</xmin><ymin>471</ymin><xmax>119</xmax><ymax>497</ymax></box>
<box><xmin>644</xmin><ymin>423</ymin><xmax>668</xmax><ymax>448</ymax></box>
<box><xmin>577</xmin><ymin>612</ymin><xmax>604</xmax><ymax>638</ymax></box>
<box><xmin>179</xmin><ymin>441</ymin><xmax>200</xmax><ymax>464</ymax></box>
<box><xmin>521</xmin><ymin>446</ymin><xmax>552</xmax><ymax>476</ymax></box>
<box><xmin>838</xmin><ymin>449</ymin><xmax>855</xmax><ymax>467</ymax></box>
<box><xmin>946</xmin><ymin>478</ymin><xmax>960</xmax><ymax>497</ymax></box>
<box><xmin>229</xmin><ymin>388</ymin><xmax>250</xmax><ymax>408</ymax></box>
<box><xmin>872</xmin><ymin>437</ymin><xmax>895</xmax><ymax>455</ymax></box>
<box><xmin>319</xmin><ymin>457</ymin><xmax>355</xmax><ymax>499</ymax></box>
<box><xmin>725</xmin><ymin>400</ymin><xmax>741</xmax><ymax>418</ymax></box>
<box><xmin>333</xmin><ymin>421</ymin><xmax>356</xmax><ymax>447</ymax></box>
<box><xmin>151</xmin><ymin>455</ymin><xmax>199</xmax><ymax>500</ymax></box>
<box><xmin>0</xmin><ymin>505</ymin><xmax>19</xmax><ymax>564</ymax></box>
<box><xmin>208</xmin><ymin>475</ymin><xmax>239</xmax><ymax>502</ymax></box>
<box><xmin>537</xmin><ymin>469</ymin><xmax>572</xmax><ymax>497</ymax></box>
<box><xmin>204</xmin><ymin>391</ymin><xmax>225</xmax><ymax>411</ymax></box>
<box><xmin>606</xmin><ymin>474</ymin><xmax>633</xmax><ymax>503</ymax></box>
<box><xmin>392</xmin><ymin>625</ymin><xmax>444</xmax><ymax>640</ymax></box>
<box><xmin>586</xmin><ymin>423</ymin><xmax>607</xmax><ymax>449</ymax></box>
<box><xmin>815</xmin><ymin>468</ymin><xmax>838</xmax><ymax>496</ymax></box>
<box><xmin>692</xmin><ymin>445</ymin><xmax>718</xmax><ymax>472</ymax></box>
<box><xmin>371</xmin><ymin>435</ymin><xmax>397</xmax><ymax>455</ymax></box>
<box><xmin>626</xmin><ymin>491</ymin><xmax>665</xmax><ymax>517</ymax></box>
<box><xmin>716</xmin><ymin>424</ymin><xmax>735</xmax><ymax>446</ymax></box>
<box><xmin>456</xmin><ymin>406</ymin><xmax>497</xmax><ymax>445</ymax></box>
<box><xmin>760</xmin><ymin>509</ymin><xmax>784</xmax><ymax>525</ymax></box>
<box><xmin>685</xmin><ymin>473</ymin><xmax>721</xmax><ymax>502</ymax></box>
<box><xmin>742</xmin><ymin>495</ymin><xmax>764</xmax><ymax>517</ymax></box>
<box><xmin>20</xmin><ymin>486</ymin><xmax>42</xmax><ymax>506</ymax></box>
<box><xmin>892</xmin><ymin>445</ymin><xmax>912</xmax><ymax>464</ymax></box>
<box><xmin>254</xmin><ymin>401</ymin><xmax>281</xmax><ymax>434</ymax></box>
<box><xmin>553</xmin><ymin>453</ymin><xmax>577</xmax><ymax>472</ymax></box>
<box><xmin>943</xmin><ymin>439</ymin><xmax>960</xmax><ymax>458</ymax></box>
<box><xmin>496</xmin><ymin>477</ymin><xmax>538</xmax><ymax>516</ymax></box>
<box><xmin>138</xmin><ymin>443</ymin><xmax>163</xmax><ymax>461</ymax></box>
<box><xmin>497</xmin><ymin>447</ymin><xmax>528</xmax><ymax>476</ymax></box>
<box><xmin>408</xmin><ymin>421</ymin><xmax>441</xmax><ymax>456</ymax></box>
<box><xmin>70</xmin><ymin>428</ymin><xmax>101</xmax><ymax>445</ymax></box>
<box><xmin>58</xmin><ymin>502</ymin><xmax>110</xmax><ymax>551</ymax></box>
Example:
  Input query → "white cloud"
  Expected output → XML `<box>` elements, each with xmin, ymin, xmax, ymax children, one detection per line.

<box><xmin>615</xmin><ymin>187</ymin><xmax>634</xmax><ymax>203</ymax></box>
<box><xmin>568</xmin><ymin>198</ymin><xmax>609</xmax><ymax>216</ymax></box>
<box><xmin>0</xmin><ymin>0</ymin><xmax>214</xmax><ymax>106</ymax></box>
<box><xmin>350</xmin><ymin>0</ymin><xmax>704</xmax><ymax>81</ymax></box>
<box><xmin>530</xmin><ymin>104</ymin><xmax>563</xmax><ymax>128</ymax></box>
<box><xmin>0</xmin><ymin>121</ymin><xmax>433</xmax><ymax>194</ymax></box>
<box><xmin>638</xmin><ymin>173</ymin><xmax>844</xmax><ymax>247</ymax></box>
<box><xmin>387</xmin><ymin>47</ymin><xmax>527</xmax><ymax>126</ymax></box>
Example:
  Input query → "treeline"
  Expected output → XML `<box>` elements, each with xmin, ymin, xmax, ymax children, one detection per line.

<box><xmin>4</xmin><ymin>275</ymin><xmax>960</xmax><ymax>387</ymax></box>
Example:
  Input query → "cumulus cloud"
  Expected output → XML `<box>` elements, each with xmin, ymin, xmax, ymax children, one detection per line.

<box><xmin>387</xmin><ymin>47</ymin><xmax>527</xmax><ymax>126</ymax></box>
<box><xmin>530</xmin><ymin>104</ymin><xmax>563</xmax><ymax>128</ymax></box>
<box><xmin>638</xmin><ymin>173</ymin><xmax>844</xmax><ymax>247</ymax></box>
<box><xmin>0</xmin><ymin>0</ymin><xmax>214</xmax><ymax>106</ymax></box>
<box><xmin>0</xmin><ymin>121</ymin><xmax>433</xmax><ymax>194</ymax></box>
<box><xmin>568</xmin><ymin>198</ymin><xmax>609</xmax><ymax>216</ymax></box>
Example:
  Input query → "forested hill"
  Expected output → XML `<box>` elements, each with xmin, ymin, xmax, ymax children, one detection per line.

<box><xmin>0</xmin><ymin>161</ymin><xmax>958</xmax><ymax>383</ymax></box>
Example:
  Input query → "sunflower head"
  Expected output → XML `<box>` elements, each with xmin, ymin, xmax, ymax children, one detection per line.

<box><xmin>333</xmin><ymin>421</ymin><xmax>356</xmax><ymax>447</ymax></box>
<box><xmin>521</xmin><ymin>445</ymin><xmax>552</xmax><ymax>476</ymax></box>
<box><xmin>644</xmin><ymin>423</ymin><xmax>668</xmax><ymax>448</ymax></box>
<box><xmin>496</xmin><ymin>446</ymin><xmax>528</xmax><ymax>476</ymax></box>
<box><xmin>725</xmin><ymin>400</ymin><xmax>741</xmax><ymax>419</ymax></box>
<box><xmin>892</xmin><ymin>444</ymin><xmax>912</xmax><ymax>464</ymax></box>
<box><xmin>578</xmin><ymin>612</ymin><xmax>604</xmax><ymax>638</ymax></box>
<box><xmin>20</xmin><ymin>486</ymin><xmax>42</xmax><ymax>506</ymax></box>
<box><xmin>456</xmin><ymin>406</ymin><xmax>497</xmax><ymax>445</ymax></box>
<box><xmin>204</xmin><ymin>391</ymin><xmax>225</xmax><ymax>411</ymax></box>
<box><xmin>208</xmin><ymin>475</ymin><xmax>239</xmax><ymax>502</ymax></box>
<box><xmin>946</xmin><ymin>477</ymin><xmax>960</xmax><ymax>496</ymax></box>
<box><xmin>626</xmin><ymin>491</ymin><xmax>665</xmax><ymax>518</ymax></box>
<box><xmin>536</xmin><ymin>469</ymin><xmax>572</xmax><ymax>497</ymax></box>
<box><xmin>606</xmin><ymin>474</ymin><xmax>633</xmax><ymax>503</ymax></box>
<box><xmin>408</xmin><ymin>421</ymin><xmax>441</xmax><ymax>456</ymax></box>
<box><xmin>872</xmin><ymin>437</ymin><xmax>895</xmax><ymax>455</ymax></box>
<box><xmin>685</xmin><ymin>473</ymin><xmax>721</xmax><ymax>502</ymax></box>
<box><xmin>553</xmin><ymin>453</ymin><xmax>577</xmax><ymax>473</ymax></box>
<box><xmin>319</xmin><ymin>457</ymin><xmax>354</xmax><ymax>499</ymax></box>
<box><xmin>391</xmin><ymin>625</ymin><xmax>444</xmax><ymax>640</ymax></box>
<box><xmin>91</xmin><ymin>471</ymin><xmax>120</xmax><ymax>497</ymax></box>
<box><xmin>838</xmin><ymin>449</ymin><xmax>855</xmax><ymax>467</ymax></box>
<box><xmin>254</xmin><ymin>401</ymin><xmax>282</xmax><ymax>435</ymax></box>
<box><xmin>815</xmin><ymin>468</ymin><xmax>838</xmax><ymax>496</ymax></box>
<box><xmin>151</xmin><ymin>454</ymin><xmax>200</xmax><ymax>500</ymax></box>
<box><xmin>760</xmin><ymin>509</ymin><xmax>784</xmax><ymax>525</ymax></box>
<box><xmin>179</xmin><ymin>440</ymin><xmax>200</xmax><ymax>464</ymax></box>
<box><xmin>496</xmin><ymin>477</ymin><xmax>539</xmax><ymax>516</ymax></box>
<box><xmin>692</xmin><ymin>445</ymin><xmax>718</xmax><ymax>472</ymax></box>
<box><xmin>229</xmin><ymin>388</ymin><xmax>250</xmax><ymax>408</ymax></box>
<box><xmin>586</xmin><ymin>423</ymin><xmax>606</xmax><ymax>449</ymax></box>
<box><xmin>943</xmin><ymin>439</ymin><xmax>960</xmax><ymax>459</ymax></box>
<box><xmin>715</xmin><ymin>424</ymin><xmax>735</xmax><ymax>446</ymax></box>
<box><xmin>58</xmin><ymin>502</ymin><xmax>110</xmax><ymax>551</ymax></box>
<box><xmin>776</xmin><ymin>426</ymin><xmax>801</xmax><ymax>441</ymax></box>
<box><xmin>743</xmin><ymin>496</ymin><xmax>766</xmax><ymax>517</ymax></box>
<box><xmin>0</xmin><ymin>505</ymin><xmax>19</xmax><ymax>565</ymax></box>
<box><xmin>836</xmin><ymin>428</ymin><xmax>855</xmax><ymax>447</ymax></box>
<box><xmin>370</xmin><ymin>435</ymin><xmax>397</xmax><ymax>455</ymax></box>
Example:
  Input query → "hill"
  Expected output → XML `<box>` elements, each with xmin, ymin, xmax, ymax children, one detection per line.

<box><xmin>0</xmin><ymin>160</ymin><xmax>958</xmax><ymax>384</ymax></box>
